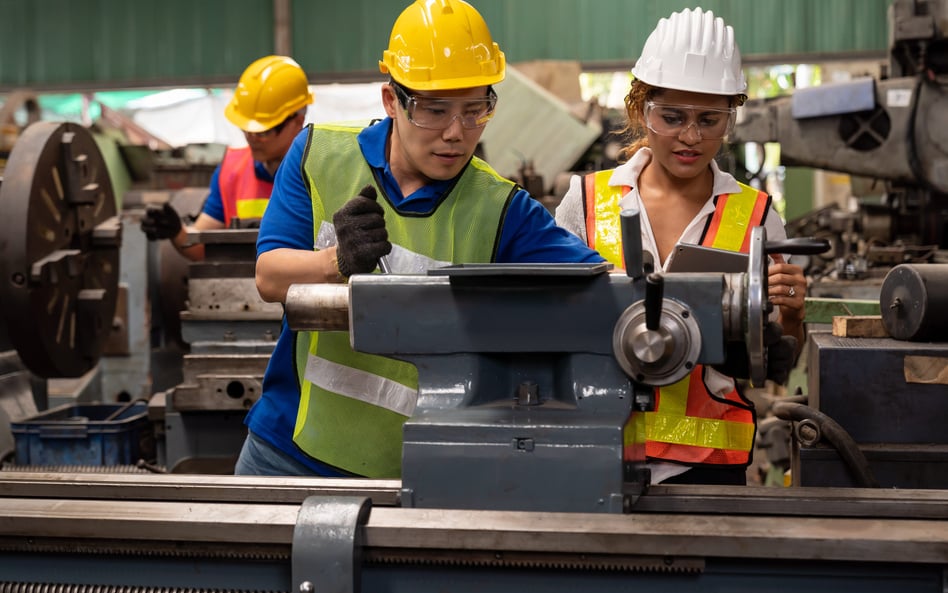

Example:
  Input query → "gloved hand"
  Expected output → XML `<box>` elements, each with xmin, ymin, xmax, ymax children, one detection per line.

<box><xmin>714</xmin><ymin>321</ymin><xmax>798</xmax><ymax>385</ymax></box>
<box><xmin>141</xmin><ymin>203</ymin><xmax>183</xmax><ymax>241</ymax></box>
<box><xmin>332</xmin><ymin>185</ymin><xmax>392</xmax><ymax>277</ymax></box>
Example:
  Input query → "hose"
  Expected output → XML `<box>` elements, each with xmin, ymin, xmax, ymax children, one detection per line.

<box><xmin>771</xmin><ymin>401</ymin><xmax>880</xmax><ymax>488</ymax></box>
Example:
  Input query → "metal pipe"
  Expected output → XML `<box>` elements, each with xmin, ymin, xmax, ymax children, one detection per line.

<box><xmin>285</xmin><ymin>283</ymin><xmax>350</xmax><ymax>331</ymax></box>
<box><xmin>273</xmin><ymin>0</ymin><xmax>292</xmax><ymax>56</ymax></box>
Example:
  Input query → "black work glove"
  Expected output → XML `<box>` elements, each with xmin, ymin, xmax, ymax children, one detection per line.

<box><xmin>332</xmin><ymin>185</ymin><xmax>392</xmax><ymax>277</ymax></box>
<box><xmin>141</xmin><ymin>203</ymin><xmax>183</xmax><ymax>240</ymax></box>
<box><xmin>714</xmin><ymin>322</ymin><xmax>798</xmax><ymax>385</ymax></box>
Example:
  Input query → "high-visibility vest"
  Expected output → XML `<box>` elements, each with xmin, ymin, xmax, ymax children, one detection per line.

<box><xmin>582</xmin><ymin>170</ymin><xmax>770</xmax><ymax>467</ymax></box>
<box><xmin>218</xmin><ymin>147</ymin><xmax>273</xmax><ymax>225</ymax></box>
<box><xmin>293</xmin><ymin>122</ymin><xmax>517</xmax><ymax>478</ymax></box>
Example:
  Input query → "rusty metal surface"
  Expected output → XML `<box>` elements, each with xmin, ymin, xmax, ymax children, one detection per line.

<box><xmin>0</xmin><ymin>494</ymin><xmax>946</xmax><ymax>566</ymax></box>
<box><xmin>0</xmin><ymin>474</ymin><xmax>947</xmax><ymax>585</ymax></box>
<box><xmin>0</xmin><ymin>122</ymin><xmax>120</xmax><ymax>378</ymax></box>
<box><xmin>186</xmin><ymin>277</ymin><xmax>283</xmax><ymax>317</ymax></box>
<box><xmin>171</xmin><ymin>353</ymin><xmax>271</xmax><ymax>411</ymax></box>
<box><xmin>0</xmin><ymin>472</ymin><xmax>402</xmax><ymax>505</ymax></box>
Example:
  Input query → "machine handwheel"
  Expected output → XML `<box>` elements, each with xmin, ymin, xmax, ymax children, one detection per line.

<box><xmin>745</xmin><ymin>226</ymin><xmax>768</xmax><ymax>386</ymax></box>
<box><xmin>0</xmin><ymin>122</ymin><xmax>120</xmax><ymax>377</ymax></box>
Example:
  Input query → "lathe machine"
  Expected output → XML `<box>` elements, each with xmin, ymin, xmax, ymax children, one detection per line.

<box><xmin>0</xmin><ymin>125</ymin><xmax>946</xmax><ymax>591</ymax></box>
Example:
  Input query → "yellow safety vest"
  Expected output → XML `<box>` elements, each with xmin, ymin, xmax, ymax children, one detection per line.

<box><xmin>293</xmin><ymin>122</ymin><xmax>517</xmax><ymax>477</ymax></box>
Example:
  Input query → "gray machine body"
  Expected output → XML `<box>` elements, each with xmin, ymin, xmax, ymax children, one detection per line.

<box><xmin>343</xmin><ymin>265</ymin><xmax>731</xmax><ymax>513</ymax></box>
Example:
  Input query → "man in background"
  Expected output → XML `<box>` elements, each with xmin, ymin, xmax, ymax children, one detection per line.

<box><xmin>141</xmin><ymin>55</ymin><xmax>313</xmax><ymax>261</ymax></box>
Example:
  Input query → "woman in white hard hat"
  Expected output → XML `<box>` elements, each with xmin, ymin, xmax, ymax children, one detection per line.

<box><xmin>555</xmin><ymin>7</ymin><xmax>805</xmax><ymax>485</ymax></box>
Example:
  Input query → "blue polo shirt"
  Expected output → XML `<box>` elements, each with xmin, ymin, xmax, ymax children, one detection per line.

<box><xmin>247</xmin><ymin>118</ymin><xmax>604</xmax><ymax>475</ymax></box>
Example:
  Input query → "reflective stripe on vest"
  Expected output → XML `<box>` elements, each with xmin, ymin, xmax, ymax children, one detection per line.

<box><xmin>583</xmin><ymin>169</ymin><xmax>767</xmax><ymax>467</ymax></box>
<box><xmin>702</xmin><ymin>184</ymin><xmax>770</xmax><ymax>251</ymax></box>
<box><xmin>583</xmin><ymin>170</ymin><xmax>630</xmax><ymax>269</ymax></box>
<box><xmin>218</xmin><ymin>147</ymin><xmax>273</xmax><ymax>225</ymax></box>
<box><xmin>624</xmin><ymin>370</ymin><xmax>756</xmax><ymax>465</ymax></box>
<box><xmin>303</xmin><ymin>352</ymin><xmax>418</xmax><ymax>417</ymax></box>
<box><xmin>293</xmin><ymin>123</ymin><xmax>515</xmax><ymax>478</ymax></box>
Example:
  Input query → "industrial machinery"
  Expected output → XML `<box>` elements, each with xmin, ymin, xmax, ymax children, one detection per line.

<box><xmin>1</xmin><ymin>222</ymin><xmax>947</xmax><ymax>589</ymax></box>
<box><xmin>0</xmin><ymin>121</ymin><xmax>125</xmax><ymax>462</ymax></box>
<box><xmin>2</xmin><ymin>23</ymin><xmax>948</xmax><ymax>584</ymax></box>
<box><xmin>733</xmin><ymin>0</ymin><xmax>948</xmax><ymax>280</ymax></box>
<box><xmin>146</xmin><ymin>216</ymin><xmax>281</xmax><ymax>473</ymax></box>
<box><xmin>282</xmin><ymin>212</ymin><xmax>789</xmax><ymax>514</ymax></box>
<box><xmin>0</xmin><ymin>121</ymin><xmax>121</xmax><ymax>380</ymax></box>
<box><xmin>732</xmin><ymin>0</ymin><xmax>948</xmax><ymax>491</ymax></box>
<box><xmin>0</xmin><ymin>120</ymin><xmax>269</xmax><ymax>473</ymax></box>
<box><xmin>1</xmin><ymin>127</ymin><xmax>943</xmax><ymax>588</ymax></box>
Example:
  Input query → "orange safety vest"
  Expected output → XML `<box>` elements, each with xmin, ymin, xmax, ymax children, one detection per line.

<box><xmin>581</xmin><ymin>169</ymin><xmax>770</xmax><ymax>467</ymax></box>
<box><xmin>218</xmin><ymin>147</ymin><xmax>273</xmax><ymax>226</ymax></box>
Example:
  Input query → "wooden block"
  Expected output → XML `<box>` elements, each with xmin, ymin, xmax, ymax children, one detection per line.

<box><xmin>904</xmin><ymin>355</ymin><xmax>948</xmax><ymax>385</ymax></box>
<box><xmin>831</xmin><ymin>315</ymin><xmax>889</xmax><ymax>338</ymax></box>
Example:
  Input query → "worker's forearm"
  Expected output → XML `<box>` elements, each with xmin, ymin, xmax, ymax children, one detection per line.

<box><xmin>169</xmin><ymin>226</ymin><xmax>205</xmax><ymax>261</ymax></box>
<box><xmin>256</xmin><ymin>247</ymin><xmax>342</xmax><ymax>303</ymax></box>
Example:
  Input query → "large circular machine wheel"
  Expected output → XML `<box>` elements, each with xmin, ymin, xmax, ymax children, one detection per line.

<box><xmin>745</xmin><ymin>226</ymin><xmax>768</xmax><ymax>387</ymax></box>
<box><xmin>0</xmin><ymin>121</ymin><xmax>120</xmax><ymax>377</ymax></box>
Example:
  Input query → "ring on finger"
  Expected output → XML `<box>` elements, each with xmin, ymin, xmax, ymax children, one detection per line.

<box><xmin>788</xmin><ymin>285</ymin><xmax>796</xmax><ymax>297</ymax></box>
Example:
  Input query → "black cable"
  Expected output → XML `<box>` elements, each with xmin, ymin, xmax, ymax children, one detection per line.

<box><xmin>772</xmin><ymin>401</ymin><xmax>880</xmax><ymax>488</ymax></box>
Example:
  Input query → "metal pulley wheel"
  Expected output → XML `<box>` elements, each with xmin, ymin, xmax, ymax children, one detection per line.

<box><xmin>744</xmin><ymin>226</ymin><xmax>768</xmax><ymax>386</ymax></box>
<box><xmin>880</xmin><ymin>263</ymin><xmax>948</xmax><ymax>341</ymax></box>
<box><xmin>612</xmin><ymin>297</ymin><xmax>702</xmax><ymax>386</ymax></box>
<box><xmin>0</xmin><ymin>121</ymin><xmax>121</xmax><ymax>377</ymax></box>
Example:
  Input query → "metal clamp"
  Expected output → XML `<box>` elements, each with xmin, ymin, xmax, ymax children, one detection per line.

<box><xmin>293</xmin><ymin>495</ymin><xmax>372</xmax><ymax>593</ymax></box>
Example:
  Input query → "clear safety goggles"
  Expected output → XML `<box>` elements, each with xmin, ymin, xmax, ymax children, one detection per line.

<box><xmin>643</xmin><ymin>101</ymin><xmax>736</xmax><ymax>140</ymax></box>
<box><xmin>392</xmin><ymin>82</ymin><xmax>497</xmax><ymax>130</ymax></box>
<box><xmin>244</xmin><ymin>111</ymin><xmax>302</xmax><ymax>140</ymax></box>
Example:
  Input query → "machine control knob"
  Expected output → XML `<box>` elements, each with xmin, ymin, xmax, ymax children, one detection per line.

<box><xmin>644</xmin><ymin>272</ymin><xmax>664</xmax><ymax>331</ymax></box>
<box><xmin>613</xmin><ymin>298</ymin><xmax>702</xmax><ymax>386</ymax></box>
<box><xmin>629</xmin><ymin>326</ymin><xmax>670</xmax><ymax>364</ymax></box>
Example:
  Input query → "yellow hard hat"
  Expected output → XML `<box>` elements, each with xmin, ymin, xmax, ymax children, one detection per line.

<box><xmin>224</xmin><ymin>55</ymin><xmax>314</xmax><ymax>133</ymax></box>
<box><xmin>379</xmin><ymin>0</ymin><xmax>505</xmax><ymax>91</ymax></box>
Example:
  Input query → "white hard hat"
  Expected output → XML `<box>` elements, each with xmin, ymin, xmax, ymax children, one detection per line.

<box><xmin>631</xmin><ymin>7</ymin><xmax>746</xmax><ymax>96</ymax></box>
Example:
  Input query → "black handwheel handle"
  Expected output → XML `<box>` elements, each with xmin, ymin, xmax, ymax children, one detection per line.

<box><xmin>765</xmin><ymin>237</ymin><xmax>831</xmax><ymax>256</ymax></box>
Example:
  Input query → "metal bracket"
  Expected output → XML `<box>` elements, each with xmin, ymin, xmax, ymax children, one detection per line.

<box><xmin>292</xmin><ymin>495</ymin><xmax>372</xmax><ymax>593</ymax></box>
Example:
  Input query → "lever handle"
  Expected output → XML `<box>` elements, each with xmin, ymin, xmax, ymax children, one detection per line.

<box><xmin>620</xmin><ymin>209</ymin><xmax>644</xmax><ymax>279</ymax></box>
<box><xmin>765</xmin><ymin>237</ymin><xmax>831</xmax><ymax>256</ymax></box>
<box><xmin>645</xmin><ymin>272</ymin><xmax>664</xmax><ymax>331</ymax></box>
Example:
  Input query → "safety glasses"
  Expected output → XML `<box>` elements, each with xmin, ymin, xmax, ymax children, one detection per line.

<box><xmin>643</xmin><ymin>101</ymin><xmax>736</xmax><ymax>140</ymax></box>
<box><xmin>391</xmin><ymin>82</ymin><xmax>497</xmax><ymax>130</ymax></box>
<box><xmin>244</xmin><ymin>111</ymin><xmax>302</xmax><ymax>140</ymax></box>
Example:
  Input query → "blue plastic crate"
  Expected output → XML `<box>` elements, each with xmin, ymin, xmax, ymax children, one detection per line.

<box><xmin>12</xmin><ymin>402</ymin><xmax>155</xmax><ymax>466</ymax></box>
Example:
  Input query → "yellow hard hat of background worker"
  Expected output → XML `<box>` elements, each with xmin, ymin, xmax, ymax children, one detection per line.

<box><xmin>224</xmin><ymin>55</ymin><xmax>315</xmax><ymax>133</ymax></box>
<box><xmin>379</xmin><ymin>0</ymin><xmax>505</xmax><ymax>91</ymax></box>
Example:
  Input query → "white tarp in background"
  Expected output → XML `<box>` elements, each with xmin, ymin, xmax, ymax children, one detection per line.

<box><xmin>129</xmin><ymin>82</ymin><xmax>385</xmax><ymax>148</ymax></box>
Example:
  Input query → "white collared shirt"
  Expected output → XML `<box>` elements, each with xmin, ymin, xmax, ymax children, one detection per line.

<box><xmin>554</xmin><ymin>148</ymin><xmax>788</xmax><ymax>270</ymax></box>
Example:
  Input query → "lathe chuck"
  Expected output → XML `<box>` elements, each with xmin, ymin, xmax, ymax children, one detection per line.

<box><xmin>0</xmin><ymin>122</ymin><xmax>120</xmax><ymax>377</ymax></box>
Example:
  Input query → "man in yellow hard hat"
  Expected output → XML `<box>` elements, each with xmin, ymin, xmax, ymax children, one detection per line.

<box><xmin>141</xmin><ymin>55</ymin><xmax>314</xmax><ymax>261</ymax></box>
<box><xmin>234</xmin><ymin>0</ymin><xmax>604</xmax><ymax>477</ymax></box>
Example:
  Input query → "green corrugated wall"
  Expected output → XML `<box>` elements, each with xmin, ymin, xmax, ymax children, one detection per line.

<box><xmin>0</xmin><ymin>0</ymin><xmax>893</xmax><ymax>91</ymax></box>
